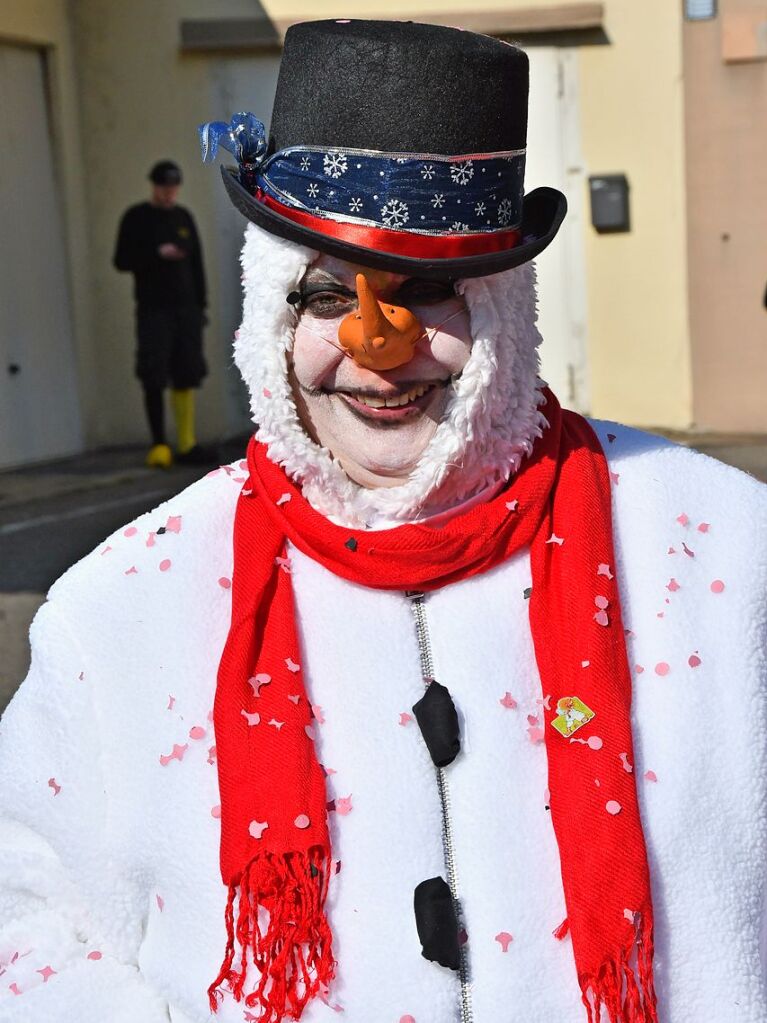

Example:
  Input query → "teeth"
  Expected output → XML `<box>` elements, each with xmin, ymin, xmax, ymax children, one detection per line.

<box><xmin>354</xmin><ymin>383</ymin><xmax>433</xmax><ymax>409</ymax></box>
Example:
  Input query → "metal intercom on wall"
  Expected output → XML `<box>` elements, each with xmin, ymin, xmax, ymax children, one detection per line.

<box><xmin>588</xmin><ymin>174</ymin><xmax>631</xmax><ymax>233</ymax></box>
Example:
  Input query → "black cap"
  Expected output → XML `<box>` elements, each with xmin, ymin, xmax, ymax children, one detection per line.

<box><xmin>149</xmin><ymin>160</ymin><xmax>182</xmax><ymax>186</ymax></box>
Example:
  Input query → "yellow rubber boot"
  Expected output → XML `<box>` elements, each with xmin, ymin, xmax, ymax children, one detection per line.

<box><xmin>146</xmin><ymin>443</ymin><xmax>173</xmax><ymax>469</ymax></box>
<box><xmin>171</xmin><ymin>388</ymin><xmax>196</xmax><ymax>455</ymax></box>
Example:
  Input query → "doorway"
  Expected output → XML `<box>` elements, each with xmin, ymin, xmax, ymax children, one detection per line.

<box><xmin>0</xmin><ymin>43</ymin><xmax>83</xmax><ymax>468</ymax></box>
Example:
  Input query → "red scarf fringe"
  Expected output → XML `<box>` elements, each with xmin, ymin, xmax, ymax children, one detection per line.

<box><xmin>580</xmin><ymin>909</ymin><xmax>658</xmax><ymax>1023</ymax></box>
<box><xmin>208</xmin><ymin>848</ymin><xmax>335</xmax><ymax>1021</ymax></box>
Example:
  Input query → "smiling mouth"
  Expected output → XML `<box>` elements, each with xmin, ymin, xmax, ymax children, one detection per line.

<box><xmin>332</xmin><ymin>380</ymin><xmax>446</xmax><ymax>422</ymax></box>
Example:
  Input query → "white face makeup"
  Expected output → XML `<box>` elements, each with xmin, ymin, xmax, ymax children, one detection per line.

<box><xmin>289</xmin><ymin>254</ymin><xmax>473</xmax><ymax>489</ymax></box>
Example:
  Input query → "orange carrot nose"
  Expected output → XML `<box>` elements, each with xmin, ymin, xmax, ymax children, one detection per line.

<box><xmin>337</xmin><ymin>273</ymin><xmax>424</xmax><ymax>371</ymax></box>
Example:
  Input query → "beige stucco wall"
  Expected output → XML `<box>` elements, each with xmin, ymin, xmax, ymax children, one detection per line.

<box><xmin>0</xmin><ymin>0</ymin><xmax>98</xmax><ymax>445</ymax></box>
<box><xmin>684</xmin><ymin>4</ymin><xmax>767</xmax><ymax>432</ymax></box>
<box><xmin>577</xmin><ymin>3</ymin><xmax>692</xmax><ymax>428</ymax></box>
<box><xmin>71</xmin><ymin>0</ymin><xmax>268</xmax><ymax>447</ymax></box>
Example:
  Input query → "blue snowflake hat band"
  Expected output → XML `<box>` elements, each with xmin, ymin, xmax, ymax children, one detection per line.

<box><xmin>201</xmin><ymin>112</ymin><xmax>529</xmax><ymax>237</ymax></box>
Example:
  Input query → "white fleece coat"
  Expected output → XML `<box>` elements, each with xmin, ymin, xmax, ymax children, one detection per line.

<box><xmin>0</xmin><ymin>424</ymin><xmax>766</xmax><ymax>1023</ymax></box>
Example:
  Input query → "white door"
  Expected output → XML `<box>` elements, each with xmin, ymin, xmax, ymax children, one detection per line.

<box><xmin>0</xmin><ymin>44</ymin><xmax>83</xmax><ymax>468</ymax></box>
<box><xmin>525</xmin><ymin>48</ymin><xmax>590</xmax><ymax>412</ymax></box>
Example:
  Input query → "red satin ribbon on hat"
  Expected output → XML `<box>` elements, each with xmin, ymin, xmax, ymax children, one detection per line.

<box><xmin>257</xmin><ymin>190</ymin><xmax>522</xmax><ymax>258</ymax></box>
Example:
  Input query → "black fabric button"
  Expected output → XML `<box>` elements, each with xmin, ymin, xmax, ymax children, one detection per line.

<box><xmin>412</xmin><ymin>681</ymin><xmax>461</xmax><ymax>767</ymax></box>
<box><xmin>414</xmin><ymin>876</ymin><xmax>460</xmax><ymax>971</ymax></box>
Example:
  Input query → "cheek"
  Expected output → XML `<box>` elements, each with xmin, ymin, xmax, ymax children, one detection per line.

<box><xmin>292</xmin><ymin>320</ymin><xmax>345</xmax><ymax>390</ymax></box>
<box><xmin>419</xmin><ymin>310</ymin><xmax>473</xmax><ymax>375</ymax></box>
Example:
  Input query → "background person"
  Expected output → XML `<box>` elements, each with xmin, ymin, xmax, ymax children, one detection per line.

<box><xmin>114</xmin><ymin>159</ymin><xmax>214</xmax><ymax>467</ymax></box>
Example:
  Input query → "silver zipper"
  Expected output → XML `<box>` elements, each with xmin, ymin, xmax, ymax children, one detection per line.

<box><xmin>407</xmin><ymin>592</ymin><xmax>473</xmax><ymax>1023</ymax></box>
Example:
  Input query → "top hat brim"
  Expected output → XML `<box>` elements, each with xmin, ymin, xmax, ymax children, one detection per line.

<box><xmin>221</xmin><ymin>166</ymin><xmax>567</xmax><ymax>281</ymax></box>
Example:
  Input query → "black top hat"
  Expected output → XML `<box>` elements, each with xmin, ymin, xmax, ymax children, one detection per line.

<box><xmin>200</xmin><ymin>20</ymin><xmax>566</xmax><ymax>280</ymax></box>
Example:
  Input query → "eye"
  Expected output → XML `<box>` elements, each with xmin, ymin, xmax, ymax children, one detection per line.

<box><xmin>301</xmin><ymin>290</ymin><xmax>356</xmax><ymax>318</ymax></box>
<box><xmin>398</xmin><ymin>280</ymin><xmax>456</xmax><ymax>306</ymax></box>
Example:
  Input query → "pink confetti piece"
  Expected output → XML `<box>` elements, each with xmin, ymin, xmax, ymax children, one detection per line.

<box><xmin>610</xmin><ymin>471</ymin><xmax>620</xmax><ymax>485</ymax></box>
<box><xmin>698</xmin><ymin>522</ymin><xmax>710</xmax><ymax>533</ymax></box>
<box><xmin>165</xmin><ymin>515</ymin><xmax>182</xmax><ymax>534</ymax></box>
<box><xmin>232</xmin><ymin>476</ymin><xmax>247</xmax><ymax>484</ymax></box>
<box><xmin>654</xmin><ymin>662</ymin><xmax>670</xmax><ymax>677</ymax></box>
<box><xmin>218</xmin><ymin>577</ymin><xmax>231</xmax><ymax>589</ymax></box>
<box><xmin>285</xmin><ymin>657</ymin><xmax>301</xmax><ymax>673</ymax></box>
<box><xmin>688</xmin><ymin>653</ymin><xmax>702</xmax><ymax>668</ymax></box>
<box><xmin>241</xmin><ymin>710</ymin><xmax>260</xmax><ymax>726</ymax></box>
<box><xmin>594</xmin><ymin>610</ymin><xmax>609</xmax><ymax>627</ymax></box>
<box><xmin>527</xmin><ymin>713</ymin><xmax>539</xmax><ymax>726</ymax></box>
<box><xmin>682</xmin><ymin>542</ymin><xmax>695</xmax><ymax>558</ymax></box>
<box><xmin>248</xmin><ymin>674</ymin><xmax>271</xmax><ymax>697</ymax></box>
<box><xmin>581</xmin><ymin>660</ymin><xmax>590</xmax><ymax>668</ymax></box>
<box><xmin>494</xmin><ymin>931</ymin><xmax>514</xmax><ymax>953</ymax></box>
<box><xmin>275</xmin><ymin>555</ymin><xmax>292</xmax><ymax>573</ymax></box>
<box><xmin>667</xmin><ymin>546</ymin><xmax>676</xmax><ymax>555</ymax></box>
<box><xmin>48</xmin><ymin>777</ymin><xmax>61</xmax><ymax>796</ymax></box>
<box><xmin>87</xmin><ymin>951</ymin><xmax>102</xmax><ymax>961</ymax></box>
<box><xmin>399</xmin><ymin>711</ymin><xmax>414</xmax><ymax>725</ymax></box>
<box><xmin>211</xmin><ymin>805</ymin><xmax>221</xmax><ymax>819</ymax></box>
<box><xmin>505</xmin><ymin>499</ymin><xmax>519</xmax><ymax>512</ymax></box>
<box><xmin>249</xmin><ymin>820</ymin><xmax>269</xmax><ymax>839</ymax></box>
<box><xmin>207</xmin><ymin>745</ymin><xmax>217</xmax><ymax>765</ymax></box>
<box><xmin>305</xmin><ymin>724</ymin><xmax>317</xmax><ymax>741</ymax></box>
<box><xmin>268</xmin><ymin>719</ymin><xmax>284</xmax><ymax>730</ymax></box>
<box><xmin>400</xmin><ymin>1017</ymin><xmax>416</xmax><ymax>1023</ymax></box>
<box><xmin>263</xmin><ymin>388</ymin><xmax>272</xmax><ymax>398</ymax></box>
<box><xmin>159</xmin><ymin>559</ymin><xmax>171</xmax><ymax>572</ymax></box>
<box><xmin>8</xmin><ymin>983</ymin><xmax>21</xmax><ymax>996</ymax></box>
<box><xmin>666</xmin><ymin>578</ymin><xmax>680</xmax><ymax>592</ymax></box>
<box><xmin>159</xmin><ymin>743</ymin><xmax>188</xmax><ymax>766</ymax></box>
<box><xmin>605</xmin><ymin>800</ymin><xmax>622</xmax><ymax>815</ymax></box>
<box><xmin>335</xmin><ymin>796</ymin><xmax>353</xmax><ymax>816</ymax></box>
<box><xmin>537</xmin><ymin>694</ymin><xmax>552</xmax><ymax>711</ymax></box>
<box><xmin>546</xmin><ymin>533</ymin><xmax>564</xmax><ymax>546</ymax></box>
<box><xmin>167</xmin><ymin>694</ymin><xmax>175</xmax><ymax>711</ymax></box>
<box><xmin>656</xmin><ymin>612</ymin><xmax>665</xmax><ymax>619</ymax></box>
<box><xmin>619</xmin><ymin>752</ymin><xmax>633</xmax><ymax>773</ymax></box>
<box><xmin>500</xmin><ymin>692</ymin><xmax>517</xmax><ymax>709</ymax></box>
<box><xmin>634</xmin><ymin>664</ymin><xmax>644</xmax><ymax>674</ymax></box>
<box><xmin>644</xmin><ymin>770</ymin><xmax>658</xmax><ymax>783</ymax></box>
<box><xmin>710</xmin><ymin>579</ymin><xmax>725</xmax><ymax>594</ymax></box>
<box><xmin>527</xmin><ymin>726</ymin><xmax>545</xmax><ymax>745</ymax></box>
<box><xmin>276</xmin><ymin>493</ymin><xmax>292</xmax><ymax>506</ymax></box>
<box><xmin>594</xmin><ymin>595</ymin><xmax>609</xmax><ymax>609</ymax></box>
<box><xmin>37</xmin><ymin>966</ymin><xmax>56</xmax><ymax>982</ymax></box>
<box><xmin>124</xmin><ymin>526</ymin><xmax>138</xmax><ymax>538</ymax></box>
<box><xmin>570</xmin><ymin>735</ymin><xmax>603</xmax><ymax>751</ymax></box>
<box><xmin>311</xmin><ymin>705</ymin><xmax>326</xmax><ymax>724</ymax></box>
<box><xmin>676</xmin><ymin>513</ymin><xmax>689</xmax><ymax>527</ymax></box>
<box><xmin>623</xmin><ymin>908</ymin><xmax>636</xmax><ymax>924</ymax></box>
<box><xmin>189</xmin><ymin>726</ymin><xmax>206</xmax><ymax>740</ymax></box>
<box><xmin>597</xmin><ymin>563</ymin><xmax>614</xmax><ymax>579</ymax></box>
<box><xmin>287</xmin><ymin>694</ymin><xmax>301</xmax><ymax>705</ymax></box>
<box><xmin>146</xmin><ymin>532</ymin><xmax>157</xmax><ymax>548</ymax></box>
<box><xmin>124</xmin><ymin>566</ymin><xmax>138</xmax><ymax>575</ymax></box>
<box><xmin>100</xmin><ymin>546</ymin><xmax>112</xmax><ymax>556</ymax></box>
<box><xmin>294</xmin><ymin>814</ymin><xmax>310</xmax><ymax>829</ymax></box>
<box><xmin>156</xmin><ymin>894</ymin><xmax>164</xmax><ymax>912</ymax></box>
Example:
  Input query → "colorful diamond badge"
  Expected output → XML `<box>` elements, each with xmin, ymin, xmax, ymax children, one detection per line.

<box><xmin>551</xmin><ymin>696</ymin><xmax>595</xmax><ymax>738</ymax></box>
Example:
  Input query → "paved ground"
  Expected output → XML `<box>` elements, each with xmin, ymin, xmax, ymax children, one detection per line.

<box><xmin>1</xmin><ymin>430</ymin><xmax>765</xmax><ymax>716</ymax></box>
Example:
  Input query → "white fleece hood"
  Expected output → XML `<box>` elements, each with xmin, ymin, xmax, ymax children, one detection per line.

<box><xmin>234</xmin><ymin>223</ymin><xmax>548</xmax><ymax>527</ymax></box>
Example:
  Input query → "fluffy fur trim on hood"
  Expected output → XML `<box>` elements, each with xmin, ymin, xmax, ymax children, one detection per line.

<box><xmin>234</xmin><ymin>223</ymin><xmax>548</xmax><ymax>528</ymax></box>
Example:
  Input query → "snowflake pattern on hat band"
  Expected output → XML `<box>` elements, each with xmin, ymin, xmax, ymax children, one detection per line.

<box><xmin>200</xmin><ymin>113</ymin><xmax>526</xmax><ymax>237</ymax></box>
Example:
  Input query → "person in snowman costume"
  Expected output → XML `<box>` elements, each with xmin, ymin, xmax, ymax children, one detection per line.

<box><xmin>1</xmin><ymin>19</ymin><xmax>766</xmax><ymax>1023</ymax></box>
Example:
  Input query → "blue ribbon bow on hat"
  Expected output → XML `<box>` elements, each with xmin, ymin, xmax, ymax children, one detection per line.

<box><xmin>199</xmin><ymin>112</ymin><xmax>267</xmax><ymax>191</ymax></box>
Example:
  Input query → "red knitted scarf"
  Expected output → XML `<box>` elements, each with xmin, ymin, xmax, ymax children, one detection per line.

<box><xmin>209</xmin><ymin>392</ymin><xmax>658</xmax><ymax>1023</ymax></box>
